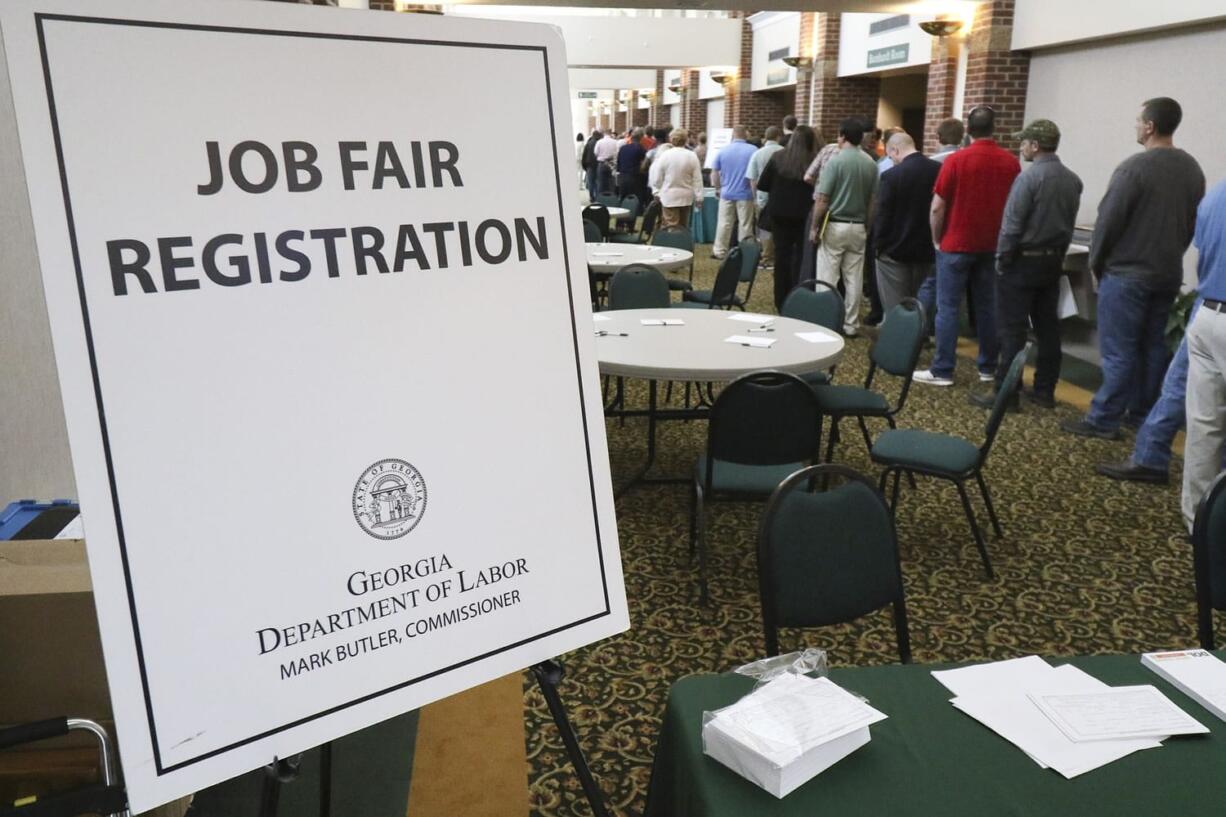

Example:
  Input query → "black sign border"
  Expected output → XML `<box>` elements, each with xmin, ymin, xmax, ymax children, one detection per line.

<box><xmin>33</xmin><ymin>12</ymin><xmax>611</xmax><ymax>776</ymax></box>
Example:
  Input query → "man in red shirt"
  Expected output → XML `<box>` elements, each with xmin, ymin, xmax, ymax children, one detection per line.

<box><xmin>913</xmin><ymin>106</ymin><xmax>1021</xmax><ymax>386</ymax></box>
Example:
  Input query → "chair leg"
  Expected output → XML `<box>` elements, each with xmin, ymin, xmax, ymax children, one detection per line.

<box><xmin>893</xmin><ymin>598</ymin><xmax>912</xmax><ymax>665</ymax></box>
<box><xmin>975</xmin><ymin>471</ymin><xmax>1004</xmax><ymax>539</ymax></box>
<box><xmin>890</xmin><ymin>469</ymin><xmax>903</xmax><ymax>517</ymax></box>
<box><xmin>825</xmin><ymin>418</ymin><xmax>840</xmax><ymax>464</ymax></box>
<box><xmin>1199</xmin><ymin>604</ymin><xmax>1216</xmax><ymax>652</ymax></box>
<box><xmin>616</xmin><ymin>377</ymin><xmax>625</xmax><ymax>425</ymax></box>
<box><xmin>884</xmin><ymin>417</ymin><xmax>917</xmax><ymax>488</ymax></box>
<box><xmin>688</xmin><ymin>480</ymin><xmax>699</xmax><ymax>560</ymax></box>
<box><xmin>955</xmin><ymin>480</ymin><xmax>995</xmax><ymax>580</ymax></box>
<box><xmin>857</xmin><ymin>416</ymin><xmax>874</xmax><ymax>456</ymax></box>
<box><xmin>694</xmin><ymin>484</ymin><xmax>710</xmax><ymax>606</ymax></box>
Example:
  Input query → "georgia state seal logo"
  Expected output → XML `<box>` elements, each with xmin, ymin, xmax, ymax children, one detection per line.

<box><xmin>352</xmin><ymin>459</ymin><xmax>427</xmax><ymax>540</ymax></box>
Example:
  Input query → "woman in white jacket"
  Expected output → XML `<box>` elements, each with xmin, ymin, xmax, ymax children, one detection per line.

<box><xmin>648</xmin><ymin>128</ymin><xmax>703</xmax><ymax>229</ymax></box>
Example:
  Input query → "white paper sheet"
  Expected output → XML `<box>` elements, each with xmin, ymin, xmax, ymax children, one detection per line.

<box><xmin>1029</xmin><ymin>685</ymin><xmax>1209</xmax><ymax>743</ymax></box>
<box><xmin>592</xmin><ymin>314</ymin><xmax>611</xmax><ymax>322</ymax></box>
<box><xmin>728</xmin><ymin>313</ymin><xmax>775</xmax><ymax>324</ymax></box>
<box><xmin>53</xmin><ymin>514</ymin><xmax>84</xmax><ymax>540</ymax></box>
<box><xmin>952</xmin><ymin>664</ymin><xmax>1163</xmax><ymax>778</ymax></box>
<box><xmin>932</xmin><ymin>655</ymin><xmax>1055</xmax><ymax>698</ymax></box>
<box><xmin>794</xmin><ymin>331</ymin><xmax>840</xmax><ymax>344</ymax></box>
<box><xmin>590</xmin><ymin>251</ymin><xmax>624</xmax><ymax>257</ymax></box>
<box><xmin>725</xmin><ymin>335</ymin><xmax>776</xmax><ymax>349</ymax></box>
<box><xmin>640</xmin><ymin>319</ymin><xmax>685</xmax><ymax>326</ymax></box>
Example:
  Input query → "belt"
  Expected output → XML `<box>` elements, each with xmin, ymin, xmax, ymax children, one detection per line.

<box><xmin>1019</xmin><ymin>248</ymin><xmax>1063</xmax><ymax>257</ymax></box>
<box><xmin>828</xmin><ymin>217</ymin><xmax>864</xmax><ymax>225</ymax></box>
<box><xmin>1204</xmin><ymin>299</ymin><xmax>1226</xmax><ymax>313</ymax></box>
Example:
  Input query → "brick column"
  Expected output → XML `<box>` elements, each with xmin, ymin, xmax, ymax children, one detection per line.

<box><xmin>631</xmin><ymin>91</ymin><xmax>649</xmax><ymax>128</ymax></box>
<box><xmin>682</xmin><ymin>69</ymin><xmax>706</xmax><ymax>135</ymax></box>
<box><xmin>795</xmin><ymin>13</ymin><xmax>817</xmax><ymax>127</ymax></box>
<box><xmin>924</xmin><ymin>33</ymin><xmax>959</xmax><ymax>155</ymax></box>
<box><xmin>809</xmin><ymin>13</ymin><xmax>880</xmax><ymax>144</ymax></box>
<box><xmin>650</xmin><ymin>71</ymin><xmax>666</xmax><ymax>128</ymax></box>
<box><xmin>724</xmin><ymin>11</ymin><xmax>753</xmax><ymax>128</ymax></box>
<box><xmin>613</xmin><ymin>90</ymin><xmax>628</xmax><ymax>134</ymax></box>
<box><xmin>962</xmin><ymin>0</ymin><xmax>1030</xmax><ymax>151</ymax></box>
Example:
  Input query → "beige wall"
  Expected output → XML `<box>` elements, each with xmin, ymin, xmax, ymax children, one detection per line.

<box><xmin>0</xmin><ymin>37</ymin><xmax>76</xmax><ymax>503</ymax></box>
<box><xmin>1014</xmin><ymin>0</ymin><xmax>1226</xmax><ymax>50</ymax></box>
<box><xmin>875</xmin><ymin>72</ymin><xmax>927</xmax><ymax>129</ymax></box>
<box><xmin>1024</xmin><ymin>21</ymin><xmax>1226</xmax><ymax>289</ymax></box>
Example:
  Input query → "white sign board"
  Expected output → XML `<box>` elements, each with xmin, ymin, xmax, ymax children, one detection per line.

<box><xmin>704</xmin><ymin>127</ymin><xmax>734</xmax><ymax>170</ymax></box>
<box><xmin>0</xmin><ymin>1</ymin><xmax>628</xmax><ymax>810</ymax></box>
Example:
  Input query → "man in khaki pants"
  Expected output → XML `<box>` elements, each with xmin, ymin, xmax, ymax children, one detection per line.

<box><xmin>1183</xmin><ymin>177</ymin><xmax>1226</xmax><ymax>530</ymax></box>
<box><xmin>809</xmin><ymin>118</ymin><xmax>878</xmax><ymax>335</ymax></box>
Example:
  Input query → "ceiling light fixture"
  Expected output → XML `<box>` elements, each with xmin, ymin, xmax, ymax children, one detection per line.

<box><xmin>781</xmin><ymin>56</ymin><xmax>813</xmax><ymax>70</ymax></box>
<box><xmin>709</xmin><ymin>70</ymin><xmax>733</xmax><ymax>86</ymax></box>
<box><xmin>919</xmin><ymin>19</ymin><xmax>964</xmax><ymax>38</ymax></box>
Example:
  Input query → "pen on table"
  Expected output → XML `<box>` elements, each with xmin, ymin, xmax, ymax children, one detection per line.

<box><xmin>595</xmin><ymin>330</ymin><xmax>629</xmax><ymax>337</ymax></box>
<box><xmin>747</xmin><ymin>327</ymin><xmax>775</xmax><ymax>333</ymax></box>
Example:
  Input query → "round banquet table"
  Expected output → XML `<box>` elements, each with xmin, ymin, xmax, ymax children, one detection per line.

<box><xmin>606</xmin><ymin>206</ymin><xmax>632</xmax><ymax>221</ymax></box>
<box><xmin>594</xmin><ymin>308</ymin><xmax>843</xmax><ymax>382</ymax></box>
<box><xmin>585</xmin><ymin>243</ymin><xmax>694</xmax><ymax>275</ymax></box>
<box><xmin>593</xmin><ymin>308</ymin><xmax>844</xmax><ymax>497</ymax></box>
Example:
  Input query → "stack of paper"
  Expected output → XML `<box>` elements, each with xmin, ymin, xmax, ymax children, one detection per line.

<box><xmin>1143</xmin><ymin>649</ymin><xmax>1226</xmax><ymax>722</ymax></box>
<box><xmin>724</xmin><ymin>335</ymin><xmax>776</xmax><ymax>349</ymax></box>
<box><xmin>703</xmin><ymin>674</ymin><xmax>886</xmax><ymax>798</ymax></box>
<box><xmin>933</xmin><ymin>656</ymin><xmax>1206</xmax><ymax>778</ymax></box>
<box><xmin>728</xmin><ymin>313</ymin><xmax>775</xmax><ymax>325</ymax></box>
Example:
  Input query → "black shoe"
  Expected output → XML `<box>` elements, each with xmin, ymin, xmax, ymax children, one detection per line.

<box><xmin>1026</xmin><ymin>390</ymin><xmax>1056</xmax><ymax>409</ymax></box>
<box><xmin>1095</xmin><ymin>461</ymin><xmax>1169</xmax><ymax>484</ymax></box>
<box><xmin>1060</xmin><ymin>418</ymin><xmax>1120</xmax><ymax>440</ymax></box>
<box><xmin>969</xmin><ymin>390</ymin><xmax>1019</xmax><ymax>412</ymax></box>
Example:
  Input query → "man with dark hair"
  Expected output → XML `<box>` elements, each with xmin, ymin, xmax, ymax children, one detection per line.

<box><xmin>809</xmin><ymin>117</ymin><xmax>879</xmax><ymax>335</ymax></box>
<box><xmin>616</xmin><ymin>128</ymin><xmax>649</xmax><ymax>213</ymax></box>
<box><xmin>933</xmin><ymin>118</ymin><xmax>965</xmax><ymax>163</ymax></box>
<box><xmin>970</xmin><ymin>119</ymin><xmax>1082</xmax><ymax>410</ymax></box>
<box><xmin>1063</xmin><ymin>97</ymin><xmax>1205</xmax><ymax>439</ymax></box>
<box><xmin>581</xmin><ymin>129</ymin><xmax>603</xmax><ymax>200</ymax></box>
<box><xmin>747</xmin><ymin>125</ymin><xmax>785</xmax><ymax>271</ymax></box>
<box><xmin>914</xmin><ymin>105</ymin><xmax>1020</xmax><ymax>387</ymax></box>
<box><xmin>780</xmin><ymin>114</ymin><xmax>798</xmax><ymax>147</ymax></box>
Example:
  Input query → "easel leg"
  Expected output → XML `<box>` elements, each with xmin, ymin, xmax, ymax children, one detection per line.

<box><xmin>531</xmin><ymin>660</ymin><xmax>611</xmax><ymax>817</ymax></box>
<box><xmin>319</xmin><ymin>742</ymin><xmax>333</xmax><ymax>817</ymax></box>
<box><xmin>258</xmin><ymin>756</ymin><xmax>301</xmax><ymax>817</ymax></box>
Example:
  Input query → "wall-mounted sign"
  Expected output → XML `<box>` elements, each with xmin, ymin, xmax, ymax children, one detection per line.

<box><xmin>0</xmin><ymin>0</ymin><xmax>627</xmax><ymax>811</ymax></box>
<box><xmin>577</xmin><ymin>90</ymin><xmax>598</xmax><ymax>99</ymax></box>
<box><xmin>766</xmin><ymin>45</ymin><xmax>791</xmax><ymax>87</ymax></box>
<box><xmin>869</xmin><ymin>14</ymin><xmax>910</xmax><ymax>36</ymax></box>
<box><xmin>867</xmin><ymin>43</ymin><xmax>910</xmax><ymax>69</ymax></box>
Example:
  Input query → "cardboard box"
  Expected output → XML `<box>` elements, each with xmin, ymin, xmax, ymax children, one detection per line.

<box><xmin>0</xmin><ymin>537</ymin><xmax>191</xmax><ymax>815</ymax></box>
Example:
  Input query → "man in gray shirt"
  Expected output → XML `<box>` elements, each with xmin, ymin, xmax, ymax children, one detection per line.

<box><xmin>971</xmin><ymin>119</ymin><xmax>1082</xmax><ymax>411</ymax></box>
<box><xmin>1063</xmin><ymin>97</ymin><xmax>1205</xmax><ymax>439</ymax></box>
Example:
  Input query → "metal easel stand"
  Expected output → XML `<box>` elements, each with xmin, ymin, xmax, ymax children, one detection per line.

<box><xmin>258</xmin><ymin>742</ymin><xmax>331</xmax><ymax>817</ymax></box>
<box><xmin>531</xmin><ymin>660</ymin><xmax>612</xmax><ymax>817</ymax></box>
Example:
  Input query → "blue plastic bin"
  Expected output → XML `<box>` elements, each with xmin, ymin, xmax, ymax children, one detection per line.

<box><xmin>0</xmin><ymin>499</ymin><xmax>79</xmax><ymax>540</ymax></box>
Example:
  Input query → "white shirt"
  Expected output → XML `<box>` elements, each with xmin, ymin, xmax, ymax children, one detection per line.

<box><xmin>651</xmin><ymin>146</ymin><xmax>703</xmax><ymax>208</ymax></box>
<box><xmin>594</xmin><ymin>136</ymin><xmax>620</xmax><ymax>163</ymax></box>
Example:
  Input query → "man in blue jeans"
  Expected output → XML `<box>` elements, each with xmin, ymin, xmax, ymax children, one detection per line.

<box><xmin>1096</xmin><ymin>303</ymin><xmax>1197</xmax><ymax>484</ymax></box>
<box><xmin>1062</xmin><ymin>97</ymin><xmax>1204</xmax><ymax>439</ymax></box>
<box><xmin>913</xmin><ymin>106</ymin><xmax>1019</xmax><ymax>387</ymax></box>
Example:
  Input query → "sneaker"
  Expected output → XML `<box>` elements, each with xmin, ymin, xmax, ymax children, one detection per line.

<box><xmin>978</xmin><ymin>371</ymin><xmax>996</xmax><ymax>383</ymax></box>
<box><xmin>912</xmin><ymin>370</ymin><xmax>954</xmax><ymax>387</ymax></box>
<box><xmin>1060</xmin><ymin>418</ymin><xmax>1120</xmax><ymax>441</ymax></box>
<box><xmin>1095</xmin><ymin>460</ymin><xmax>1169</xmax><ymax>484</ymax></box>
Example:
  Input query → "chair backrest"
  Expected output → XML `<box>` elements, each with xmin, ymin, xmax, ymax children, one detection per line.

<box><xmin>706</xmin><ymin>370</ymin><xmax>821</xmax><ymax>469</ymax></box>
<box><xmin>582</xmin><ymin>205</ymin><xmax>610</xmax><ymax>240</ymax></box>
<box><xmin>980</xmin><ymin>344</ymin><xmax>1030</xmax><ymax>460</ymax></box>
<box><xmin>705</xmin><ymin>247</ymin><xmax>744</xmax><ymax>309</ymax></box>
<box><xmin>757</xmin><ymin>464</ymin><xmax>909</xmax><ymax>661</ymax></box>
<box><xmin>596</xmin><ymin>192</ymin><xmax>621</xmax><ymax>209</ymax></box>
<box><xmin>870</xmin><ymin>299</ymin><xmax>925</xmax><ymax>378</ymax></box>
<box><xmin>620</xmin><ymin>194</ymin><xmax>641</xmax><ymax>217</ymax></box>
<box><xmin>640</xmin><ymin>199</ymin><xmax>661</xmax><ymax>236</ymax></box>
<box><xmin>582</xmin><ymin>218</ymin><xmax>603</xmax><ymax>243</ymax></box>
<box><xmin>608</xmin><ymin>263</ymin><xmax>670</xmax><ymax>310</ymax></box>
<box><xmin>736</xmin><ymin>238</ymin><xmax>762</xmax><ymax>284</ymax></box>
<box><xmin>1193</xmin><ymin>470</ymin><xmax>1226</xmax><ymax>648</ymax></box>
<box><xmin>651</xmin><ymin>226</ymin><xmax>694</xmax><ymax>253</ymax></box>
<box><xmin>781</xmin><ymin>279</ymin><xmax>843</xmax><ymax>334</ymax></box>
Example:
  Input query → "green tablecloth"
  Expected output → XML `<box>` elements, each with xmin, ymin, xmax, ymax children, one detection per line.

<box><xmin>692</xmin><ymin>191</ymin><xmax>718</xmax><ymax>245</ymax></box>
<box><xmin>644</xmin><ymin>654</ymin><xmax>1224</xmax><ymax>816</ymax></box>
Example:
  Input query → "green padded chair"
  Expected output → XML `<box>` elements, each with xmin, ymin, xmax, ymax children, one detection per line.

<box><xmin>582</xmin><ymin>218</ymin><xmax>603</xmax><ymax>243</ymax></box>
<box><xmin>581</xmin><ymin>204</ymin><xmax>610</xmax><ymax>241</ymax></box>
<box><xmin>595</xmin><ymin>191</ymin><xmax>621</xmax><ymax>210</ymax></box>
<box><xmin>757</xmin><ymin>464</ymin><xmax>911</xmax><ymax>662</ymax></box>
<box><xmin>609</xmin><ymin>199</ymin><xmax>660</xmax><ymax>245</ymax></box>
<box><xmin>817</xmin><ymin>298</ymin><xmax>926</xmax><ymax>464</ymax></box>
<box><xmin>1193</xmin><ymin>470</ymin><xmax>1226</xmax><ymax>649</ymax></box>
<box><xmin>869</xmin><ymin>344</ymin><xmax>1030</xmax><ymax>580</ymax></box>
<box><xmin>651</xmin><ymin>227</ymin><xmax>696</xmax><ymax>291</ymax></box>
<box><xmin>679</xmin><ymin>247</ymin><xmax>744</xmax><ymax>311</ymax></box>
<box><xmin>619</xmin><ymin>193</ymin><xmax>641</xmax><ymax>218</ymax></box>
<box><xmin>781</xmin><ymin>279</ymin><xmax>845</xmax><ymax>387</ymax></box>
<box><xmin>608</xmin><ymin>263</ymin><xmax>670</xmax><ymax>310</ymax></box>
<box><xmin>682</xmin><ymin>238</ymin><xmax>759</xmax><ymax>310</ymax></box>
<box><xmin>690</xmin><ymin>370</ymin><xmax>822</xmax><ymax>605</ymax></box>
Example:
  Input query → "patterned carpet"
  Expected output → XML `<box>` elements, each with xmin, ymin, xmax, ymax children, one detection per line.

<box><xmin>523</xmin><ymin>249</ymin><xmax>1195</xmax><ymax>817</ymax></box>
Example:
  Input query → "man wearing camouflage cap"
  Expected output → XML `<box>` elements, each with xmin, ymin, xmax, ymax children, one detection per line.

<box><xmin>970</xmin><ymin>118</ymin><xmax>1082</xmax><ymax>410</ymax></box>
